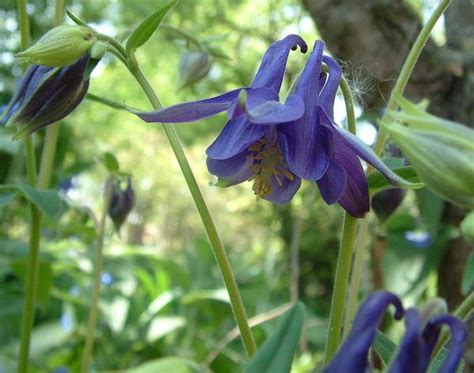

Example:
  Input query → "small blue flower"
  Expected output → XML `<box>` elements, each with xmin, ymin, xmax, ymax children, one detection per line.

<box><xmin>1</xmin><ymin>53</ymin><xmax>91</xmax><ymax>140</ymax></box>
<box><xmin>100</xmin><ymin>272</ymin><xmax>113</xmax><ymax>285</ymax></box>
<box><xmin>323</xmin><ymin>291</ymin><xmax>467</xmax><ymax>373</ymax></box>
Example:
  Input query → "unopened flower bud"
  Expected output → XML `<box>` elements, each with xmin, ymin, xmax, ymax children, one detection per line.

<box><xmin>371</xmin><ymin>188</ymin><xmax>406</xmax><ymax>222</ymax></box>
<box><xmin>108</xmin><ymin>177</ymin><xmax>135</xmax><ymax>231</ymax></box>
<box><xmin>381</xmin><ymin>96</ymin><xmax>474</xmax><ymax>209</ymax></box>
<box><xmin>1</xmin><ymin>53</ymin><xmax>92</xmax><ymax>140</ymax></box>
<box><xmin>16</xmin><ymin>25</ymin><xmax>96</xmax><ymax>67</ymax></box>
<box><xmin>177</xmin><ymin>51</ymin><xmax>211</xmax><ymax>90</ymax></box>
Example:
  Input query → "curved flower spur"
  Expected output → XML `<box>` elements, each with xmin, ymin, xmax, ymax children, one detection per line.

<box><xmin>323</xmin><ymin>291</ymin><xmax>467</xmax><ymax>373</ymax></box>
<box><xmin>135</xmin><ymin>35</ymin><xmax>418</xmax><ymax>216</ymax></box>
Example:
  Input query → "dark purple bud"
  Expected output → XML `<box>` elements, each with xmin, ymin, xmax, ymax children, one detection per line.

<box><xmin>108</xmin><ymin>177</ymin><xmax>135</xmax><ymax>231</ymax></box>
<box><xmin>371</xmin><ymin>188</ymin><xmax>406</xmax><ymax>222</ymax></box>
<box><xmin>1</xmin><ymin>53</ymin><xmax>91</xmax><ymax>140</ymax></box>
<box><xmin>323</xmin><ymin>291</ymin><xmax>404</xmax><ymax>373</ymax></box>
<box><xmin>178</xmin><ymin>51</ymin><xmax>211</xmax><ymax>90</ymax></box>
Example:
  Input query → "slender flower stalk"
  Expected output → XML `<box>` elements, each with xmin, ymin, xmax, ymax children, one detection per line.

<box><xmin>323</xmin><ymin>72</ymin><xmax>359</xmax><ymax>363</ymax></box>
<box><xmin>16</xmin><ymin>1</ymin><xmax>42</xmax><ymax>372</ymax></box>
<box><xmin>81</xmin><ymin>177</ymin><xmax>113</xmax><ymax>373</ymax></box>
<box><xmin>126</xmin><ymin>54</ymin><xmax>257</xmax><ymax>356</ymax></box>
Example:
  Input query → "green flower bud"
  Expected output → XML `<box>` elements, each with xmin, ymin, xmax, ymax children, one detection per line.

<box><xmin>177</xmin><ymin>51</ymin><xmax>211</xmax><ymax>90</ymax></box>
<box><xmin>16</xmin><ymin>25</ymin><xmax>96</xmax><ymax>67</ymax></box>
<box><xmin>460</xmin><ymin>211</ymin><xmax>474</xmax><ymax>244</ymax></box>
<box><xmin>380</xmin><ymin>96</ymin><xmax>474</xmax><ymax>209</ymax></box>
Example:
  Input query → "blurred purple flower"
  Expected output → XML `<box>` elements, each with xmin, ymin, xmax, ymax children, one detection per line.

<box><xmin>1</xmin><ymin>53</ymin><xmax>91</xmax><ymax>140</ymax></box>
<box><xmin>405</xmin><ymin>230</ymin><xmax>433</xmax><ymax>249</ymax></box>
<box><xmin>323</xmin><ymin>291</ymin><xmax>467</xmax><ymax>373</ymax></box>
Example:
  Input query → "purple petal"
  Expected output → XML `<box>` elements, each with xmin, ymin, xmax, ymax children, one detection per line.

<box><xmin>276</xmin><ymin>43</ymin><xmax>330</xmax><ymax>180</ymax></box>
<box><xmin>136</xmin><ymin>88</ymin><xmax>242</xmax><ymax>123</ymax></box>
<box><xmin>320</xmin><ymin>55</ymin><xmax>342</xmax><ymax>119</ymax></box>
<box><xmin>245</xmin><ymin>89</ymin><xmax>305</xmax><ymax>124</ymax></box>
<box><xmin>428</xmin><ymin>315</ymin><xmax>467</xmax><ymax>373</ymax></box>
<box><xmin>319</xmin><ymin>109</ymin><xmax>418</xmax><ymax>189</ymax></box>
<box><xmin>251</xmin><ymin>34</ymin><xmax>307</xmax><ymax>91</ymax></box>
<box><xmin>332</xmin><ymin>138</ymin><xmax>370</xmax><ymax>218</ymax></box>
<box><xmin>206</xmin><ymin>151</ymin><xmax>249</xmax><ymax>178</ymax></box>
<box><xmin>265</xmin><ymin>174</ymin><xmax>302</xmax><ymax>204</ymax></box>
<box><xmin>317</xmin><ymin>161</ymin><xmax>346</xmax><ymax>205</ymax></box>
<box><xmin>206</xmin><ymin>117</ymin><xmax>267</xmax><ymax>160</ymax></box>
<box><xmin>277</xmin><ymin>106</ymin><xmax>330</xmax><ymax>180</ymax></box>
<box><xmin>323</xmin><ymin>291</ymin><xmax>404</xmax><ymax>373</ymax></box>
<box><xmin>388</xmin><ymin>309</ymin><xmax>424</xmax><ymax>373</ymax></box>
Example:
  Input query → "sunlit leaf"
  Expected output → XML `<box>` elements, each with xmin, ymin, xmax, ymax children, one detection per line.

<box><xmin>0</xmin><ymin>184</ymin><xmax>67</xmax><ymax>218</ymax></box>
<box><xmin>244</xmin><ymin>302</ymin><xmax>304</xmax><ymax>373</ymax></box>
<box><xmin>126</xmin><ymin>1</ymin><xmax>177</xmax><ymax>53</ymax></box>
<box><xmin>102</xmin><ymin>151</ymin><xmax>120</xmax><ymax>173</ymax></box>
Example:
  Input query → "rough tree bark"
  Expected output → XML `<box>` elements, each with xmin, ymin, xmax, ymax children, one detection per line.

<box><xmin>302</xmin><ymin>0</ymin><xmax>473</xmax><ymax>367</ymax></box>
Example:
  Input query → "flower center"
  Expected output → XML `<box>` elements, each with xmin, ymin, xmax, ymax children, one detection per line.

<box><xmin>247</xmin><ymin>138</ymin><xmax>294</xmax><ymax>199</ymax></box>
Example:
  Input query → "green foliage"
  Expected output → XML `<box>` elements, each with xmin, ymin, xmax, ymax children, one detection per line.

<box><xmin>245</xmin><ymin>303</ymin><xmax>304</xmax><ymax>373</ymax></box>
<box><xmin>126</xmin><ymin>1</ymin><xmax>177</xmax><ymax>53</ymax></box>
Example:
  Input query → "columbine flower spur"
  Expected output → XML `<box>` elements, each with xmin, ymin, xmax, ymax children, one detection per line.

<box><xmin>323</xmin><ymin>291</ymin><xmax>467</xmax><ymax>373</ymax></box>
<box><xmin>135</xmin><ymin>35</ymin><xmax>416</xmax><ymax>217</ymax></box>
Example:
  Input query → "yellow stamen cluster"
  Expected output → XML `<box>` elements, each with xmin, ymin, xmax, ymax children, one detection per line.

<box><xmin>247</xmin><ymin>139</ymin><xmax>295</xmax><ymax>198</ymax></box>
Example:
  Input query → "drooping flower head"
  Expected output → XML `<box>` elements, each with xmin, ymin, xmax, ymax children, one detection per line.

<box><xmin>1</xmin><ymin>53</ymin><xmax>93</xmax><ymax>140</ymax></box>
<box><xmin>137</xmin><ymin>34</ymin><xmax>308</xmax><ymax>203</ymax></box>
<box><xmin>323</xmin><ymin>291</ymin><xmax>467</xmax><ymax>373</ymax></box>
<box><xmin>108</xmin><ymin>177</ymin><xmax>136</xmax><ymax>232</ymax></box>
<box><xmin>136</xmin><ymin>36</ymin><xmax>418</xmax><ymax>216</ymax></box>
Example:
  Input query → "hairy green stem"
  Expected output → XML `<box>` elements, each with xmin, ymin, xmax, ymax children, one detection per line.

<box><xmin>324</xmin><ymin>214</ymin><xmax>358</xmax><ymax>363</ymax></box>
<box><xmin>37</xmin><ymin>0</ymin><xmax>64</xmax><ymax>189</ymax></box>
<box><xmin>16</xmin><ymin>1</ymin><xmax>42</xmax><ymax>372</ymax></box>
<box><xmin>126</xmin><ymin>55</ymin><xmax>256</xmax><ymax>356</ymax></box>
<box><xmin>80</xmin><ymin>177</ymin><xmax>113</xmax><ymax>372</ymax></box>
<box><xmin>373</xmin><ymin>0</ymin><xmax>453</xmax><ymax>156</ymax></box>
<box><xmin>343</xmin><ymin>218</ymin><xmax>369</xmax><ymax>337</ymax></box>
<box><xmin>323</xmin><ymin>72</ymin><xmax>360</xmax><ymax>363</ymax></box>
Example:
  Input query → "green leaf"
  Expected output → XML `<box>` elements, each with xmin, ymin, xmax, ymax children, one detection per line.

<box><xmin>244</xmin><ymin>302</ymin><xmax>305</xmax><ymax>373</ymax></box>
<box><xmin>461</xmin><ymin>251</ymin><xmax>474</xmax><ymax>295</ymax></box>
<box><xmin>428</xmin><ymin>347</ymin><xmax>465</xmax><ymax>373</ymax></box>
<box><xmin>368</xmin><ymin>166</ymin><xmax>423</xmax><ymax>195</ymax></box>
<box><xmin>0</xmin><ymin>184</ymin><xmax>67</xmax><ymax>218</ymax></box>
<box><xmin>126</xmin><ymin>1</ymin><xmax>177</xmax><ymax>53</ymax></box>
<box><xmin>0</xmin><ymin>190</ymin><xmax>18</xmax><ymax>208</ymax></box>
<box><xmin>127</xmin><ymin>357</ymin><xmax>201</xmax><ymax>373</ymax></box>
<box><xmin>16</xmin><ymin>184</ymin><xmax>67</xmax><ymax>218</ymax></box>
<box><xmin>102</xmin><ymin>151</ymin><xmax>120</xmax><ymax>173</ymax></box>
<box><xmin>373</xmin><ymin>331</ymin><xmax>397</xmax><ymax>366</ymax></box>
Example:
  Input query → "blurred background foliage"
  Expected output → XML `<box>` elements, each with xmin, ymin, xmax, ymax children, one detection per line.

<box><xmin>0</xmin><ymin>0</ymin><xmax>471</xmax><ymax>372</ymax></box>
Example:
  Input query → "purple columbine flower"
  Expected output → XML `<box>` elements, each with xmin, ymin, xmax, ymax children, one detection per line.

<box><xmin>137</xmin><ymin>34</ymin><xmax>308</xmax><ymax>204</ymax></box>
<box><xmin>135</xmin><ymin>36</ymin><xmax>409</xmax><ymax>215</ymax></box>
<box><xmin>1</xmin><ymin>53</ymin><xmax>91</xmax><ymax>140</ymax></box>
<box><xmin>323</xmin><ymin>291</ymin><xmax>467</xmax><ymax>373</ymax></box>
